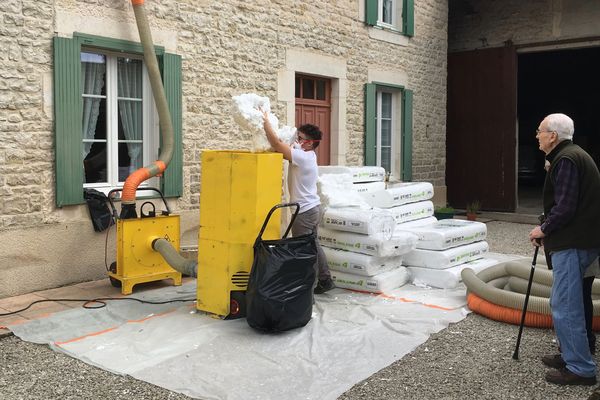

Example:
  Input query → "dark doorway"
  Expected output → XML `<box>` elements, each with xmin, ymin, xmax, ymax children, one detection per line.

<box><xmin>517</xmin><ymin>47</ymin><xmax>600</xmax><ymax>213</ymax></box>
<box><xmin>447</xmin><ymin>46</ymin><xmax>517</xmax><ymax>212</ymax></box>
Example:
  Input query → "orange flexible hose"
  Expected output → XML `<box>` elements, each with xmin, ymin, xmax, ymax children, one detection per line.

<box><xmin>121</xmin><ymin>161</ymin><xmax>165</xmax><ymax>203</ymax></box>
<box><xmin>467</xmin><ymin>292</ymin><xmax>600</xmax><ymax>331</ymax></box>
<box><xmin>132</xmin><ymin>0</ymin><xmax>145</xmax><ymax>5</ymax></box>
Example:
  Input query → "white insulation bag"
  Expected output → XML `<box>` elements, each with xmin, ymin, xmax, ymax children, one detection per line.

<box><xmin>331</xmin><ymin>267</ymin><xmax>410</xmax><ymax>293</ymax></box>
<box><xmin>361</xmin><ymin>182</ymin><xmax>434</xmax><ymax>208</ymax></box>
<box><xmin>318</xmin><ymin>227</ymin><xmax>417</xmax><ymax>257</ymax></box>
<box><xmin>323</xmin><ymin>247</ymin><xmax>402</xmax><ymax>276</ymax></box>
<box><xmin>402</xmin><ymin>241</ymin><xmax>489</xmax><ymax>269</ymax></box>
<box><xmin>396</xmin><ymin>216</ymin><xmax>437</xmax><ymax>229</ymax></box>
<box><xmin>408</xmin><ymin>257</ymin><xmax>498</xmax><ymax>289</ymax></box>
<box><xmin>352</xmin><ymin>181</ymin><xmax>386</xmax><ymax>194</ymax></box>
<box><xmin>318</xmin><ymin>166</ymin><xmax>386</xmax><ymax>183</ymax></box>
<box><xmin>388</xmin><ymin>201</ymin><xmax>435</xmax><ymax>224</ymax></box>
<box><xmin>321</xmin><ymin>207</ymin><xmax>396</xmax><ymax>238</ymax></box>
<box><xmin>398</xmin><ymin>219</ymin><xmax>487</xmax><ymax>250</ymax></box>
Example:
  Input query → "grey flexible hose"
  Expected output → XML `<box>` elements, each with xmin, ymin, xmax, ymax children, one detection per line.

<box><xmin>462</xmin><ymin>261</ymin><xmax>600</xmax><ymax>315</ymax></box>
<box><xmin>152</xmin><ymin>238</ymin><xmax>197</xmax><ymax>277</ymax></box>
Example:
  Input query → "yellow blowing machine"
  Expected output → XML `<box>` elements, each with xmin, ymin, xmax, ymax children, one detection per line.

<box><xmin>108</xmin><ymin>151</ymin><xmax>283</xmax><ymax>319</ymax></box>
<box><xmin>196</xmin><ymin>150</ymin><xmax>283</xmax><ymax>318</ymax></box>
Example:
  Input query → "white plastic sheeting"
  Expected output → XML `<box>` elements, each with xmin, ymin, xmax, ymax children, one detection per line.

<box><xmin>8</xmin><ymin>281</ymin><xmax>469</xmax><ymax>400</ymax></box>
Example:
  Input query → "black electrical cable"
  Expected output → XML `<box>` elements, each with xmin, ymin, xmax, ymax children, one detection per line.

<box><xmin>104</xmin><ymin>214</ymin><xmax>115</xmax><ymax>272</ymax></box>
<box><xmin>0</xmin><ymin>297</ymin><xmax>196</xmax><ymax>317</ymax></box>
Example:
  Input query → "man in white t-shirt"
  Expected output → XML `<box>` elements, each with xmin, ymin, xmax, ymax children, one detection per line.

<box><xmin>261</xmin><ymin>110</ymin><xmax>334</xmax><ymax>294</ymax></box>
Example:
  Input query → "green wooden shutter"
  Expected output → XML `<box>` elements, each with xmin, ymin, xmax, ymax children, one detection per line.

<box><xmin>364</xmin><ymin>83</ymin><xmax>377</xmax><ymax>166</ymax></box>
<box><xmin>161</xmin><ymin>53</ymin><xmax>183</xmax><ymax>197</ymax></box>
<box><xmin>365</xmin><ymin>0</ymin><xmax>378</xmax><ymax>26</ymax></box>
<box><xmin>401</xmin><ymin>89</ymin><xmax>413</xmax><ymax>181</ymax></box>
<box><xmin>54</xmin><ymin>37</ymin><xmax>84</xmax><ymax>206</ymax></box>
<box><xmin>403</xmin><ymin>0</ymin><xmax>414</xmax><ymax>37</ymax></box>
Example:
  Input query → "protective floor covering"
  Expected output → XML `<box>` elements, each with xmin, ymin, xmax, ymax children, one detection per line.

<box><xmin>9</xmin><ymin>279</ymin><xmax>476</xmax><ymax>400</ymax></box>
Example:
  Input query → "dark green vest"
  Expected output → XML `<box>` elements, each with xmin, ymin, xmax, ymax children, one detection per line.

<box><xmin>543</xmin><ymin>140</ymin><xmax>600</xmax><ymax>251</ymax></box>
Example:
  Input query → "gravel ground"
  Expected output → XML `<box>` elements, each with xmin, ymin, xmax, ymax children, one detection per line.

<box><xmin>2</xmin><ymin>220</ymin><xmax>600</xmax><ymax>400</ymax></box>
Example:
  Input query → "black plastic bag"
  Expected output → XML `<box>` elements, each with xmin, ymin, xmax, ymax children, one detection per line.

<box><xmin>246</xmin><ymin>204</ymin><xmax>317</xmax><ymax>332</ymax></box>
<box><xmin>83</xmin><ymin>188</ymin><xmax>114</xmax><ymax>232</ymax></box>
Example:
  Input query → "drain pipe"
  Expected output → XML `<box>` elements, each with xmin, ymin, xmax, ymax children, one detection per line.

<box><xmin>152</xmin><ymin>238</ymin><xmax>198</xmax><ymax>277</ymax></box>
<box><xmin>121</xmin><ymin>0</ymin><xmax>175</xmax><ymax>219</ymax></box>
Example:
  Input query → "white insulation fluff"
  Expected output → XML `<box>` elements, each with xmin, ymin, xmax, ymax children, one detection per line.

<box><xmin>231</xmin><ymin>93</ymin><xmax>296</xmax><ymax>152</ymax></box>
<box><xmin>317</xmin><ymin>173</ymin><xmax>371</xmax><ymax>209</ymax></box>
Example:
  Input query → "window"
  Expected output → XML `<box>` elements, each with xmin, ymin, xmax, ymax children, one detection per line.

<box><xmin>81</xmin><ymin>51</ymin><xmax>156</xmax><ymax>189</ymax></box>
<box><xmin>54</xmin><ymin>33</ymin><xmax>182</xmax><ymax>206</ymax></box>
<box><xmin>364</xmin><ymin>83</ymin><xmax>413</xmax><ymax>181</ymax></box>
<box><xmin>365</xmin><ymin>0</ymin><xmax>414</xmax><ymax>36</ymax></box>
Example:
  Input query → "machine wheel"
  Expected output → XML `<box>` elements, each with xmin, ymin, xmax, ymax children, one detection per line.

<box><xmin>226</xmin><ymin>291</ymin><xmax>247</xmax><ymax>320</ymax></box>
<box><xmin>109</xmin><ymin>261</ymin><xmax>121</xmax><ymax>288</ymax></box>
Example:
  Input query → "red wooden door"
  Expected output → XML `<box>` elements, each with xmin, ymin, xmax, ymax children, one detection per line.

<box><xmin>295</xmin><ymin>75</ymin><xmax>331</xmax><ymax>165</ymax></box>
<box><xmin>447</xmin><ymin>46</ymin><xmax>517</xmax><ymax>211</ymax></box>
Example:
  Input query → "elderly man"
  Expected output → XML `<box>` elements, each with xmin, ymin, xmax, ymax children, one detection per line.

<box><xmin>529</xmin><ymin>113</ymin><xmax>600</xmax><ymax>386</ymax></box>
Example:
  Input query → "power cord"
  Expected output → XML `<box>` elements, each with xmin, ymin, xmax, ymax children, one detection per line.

<box><xmin>0</xmin><ymin>296</ymin><xmax>196</xmax><ymax>317</ymax></box>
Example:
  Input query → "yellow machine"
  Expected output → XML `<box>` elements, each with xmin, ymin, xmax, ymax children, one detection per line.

<box><xmin>108</xmin><ymin>188</ymin><xmax>182</xmax><ymax>295</ymax></box>
<box><xmin>197</xmin><ymin>150</ymin><xmax>283</xmax><ymax>318</ymax></box>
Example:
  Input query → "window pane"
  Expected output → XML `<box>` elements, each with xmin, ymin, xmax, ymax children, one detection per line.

<box><xmin>118</xmin><ymin>142</ymin><xmax>142</xmax><ymax>182</ymax></box>
<box><xmin>82</xmin><ymin>97</ymin><xmax>107</xmax><ymax>141</ymax></box>
<box><xmin>117</xmin><ymin>58</ymin><xmax>142</xmax><ymax>98</ymax></box>
<box><xmin>302</xmin><ymin>79</ymin><xmax>315</xmax><ymax>99</ymax></box>
<box><xmin>81</xmin><ymin>52</ymin><xmax>106</xmax><ymax>96</ymax></box>
<box><xmin>382</xmin><ymin>0</ymin><xmax>393</xmax><ymax>24</ymax></box>
<box><xmin>316</xmin><ymin>80</ymin><xmax>326</xmax><ymax>100</ymax></box>
<box><xmin>381</xmin><ymin>119</ymin><xmax>392</xmax><ymax>146</ymax></box>
<box><xmin>381</xmin><ymin>92</ymin><xmax>392</xmax><ymax>118</ymax></box>
<box><xmin>83</xmin><ymin>141</ymin><xmax>107</xmax><ymax>184</ymax></box>
<box><xmin>295</xmin><ymin>77</ymin><xmax>301</xmax><ymax>98</ymax></box>
<box><xmin>381</xmin><ymin>146</ymin><xmax>391</xmax><ymax>172</ymax></box>
<box><xmin>118</xmin><ymin>99</ymin><xmax>143</xmax><ymax>141</ymax></box>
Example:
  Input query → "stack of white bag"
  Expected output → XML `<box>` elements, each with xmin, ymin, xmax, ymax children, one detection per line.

<box><xmin>360</xmin><ymin>181</ymin><xmax>437</xmax><ymax>227</ymax></box>
<box><xmin>398</xmin><ymin>219</ymin><xmax>492</xmax><ymax>289</ymax></box>
<box><xmin>317</xmin><ymin>166</ymin><xmax>418</xmax><ymax>293</ymax></box>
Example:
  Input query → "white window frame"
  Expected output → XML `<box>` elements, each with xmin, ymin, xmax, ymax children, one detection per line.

<box><xmin>377</xmin><ymin>0</ymin><xmax>403</xmax><ymax>31</ymax></box>
<box><xmin>81</xmin><ymin>49</ymin><xmax>159</xmax><ymax>195</ymax></box>
<box><xmin>376</xmin><ymin>88</ymin><xmax>403</xmax><ymax>181</ymax></box>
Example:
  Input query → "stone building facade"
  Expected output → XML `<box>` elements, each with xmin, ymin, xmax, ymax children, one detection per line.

<box><xmin>0</xmin><ymin>0</ymin><xmax>449</xmax><ymax>297</ymax></box>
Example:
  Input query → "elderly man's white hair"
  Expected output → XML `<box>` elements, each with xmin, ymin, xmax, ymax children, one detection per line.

<box><xmin>545</xmin><ymin>113</ymin><xmax>574</xmax><ymax>141</ymax></box>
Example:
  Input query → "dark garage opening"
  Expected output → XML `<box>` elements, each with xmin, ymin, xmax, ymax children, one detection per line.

<box><xmin>517</xmin><ymin>46</ymin><xmax>600</xmax><ymax>214</ymax></box>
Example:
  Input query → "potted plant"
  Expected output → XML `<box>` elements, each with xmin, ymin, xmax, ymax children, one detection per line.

<box><xmin>466</xmin><ymin>200</ymin><xmax>481</xmax><ymax>221</ymax></box>
<box><xmin>434</xmin><ymin>205</ymin><xmax>455</xmax><ymax>220</ymax></box>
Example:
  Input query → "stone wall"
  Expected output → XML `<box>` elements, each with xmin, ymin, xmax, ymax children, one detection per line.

<box><xmin>0</xmin><ymin>0</ymin><xmax>449</xmax><ymax>297</ymax></box>
<box><xmin>449</xmin><ymin>0</ymin><xmax>600</xmax><ymax>52</ymax></box>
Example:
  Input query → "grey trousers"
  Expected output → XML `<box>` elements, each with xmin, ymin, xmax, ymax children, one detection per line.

<box><xmin>291</xmin><ymin>205</ymin><xmax>330</xmax><ymax>281</ymax></box>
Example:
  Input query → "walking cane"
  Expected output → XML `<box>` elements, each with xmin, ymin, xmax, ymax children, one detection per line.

<box><xmin>512</xmin><ymin>244</ymin><xmax>540</xmax><ymax>360</ymax></box>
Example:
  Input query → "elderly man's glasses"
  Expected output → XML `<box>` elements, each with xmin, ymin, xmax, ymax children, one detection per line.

<box><xmin>536</xmin><ymin>129</ymin><xmax>555</xmax><ymax>135</ymax></box>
